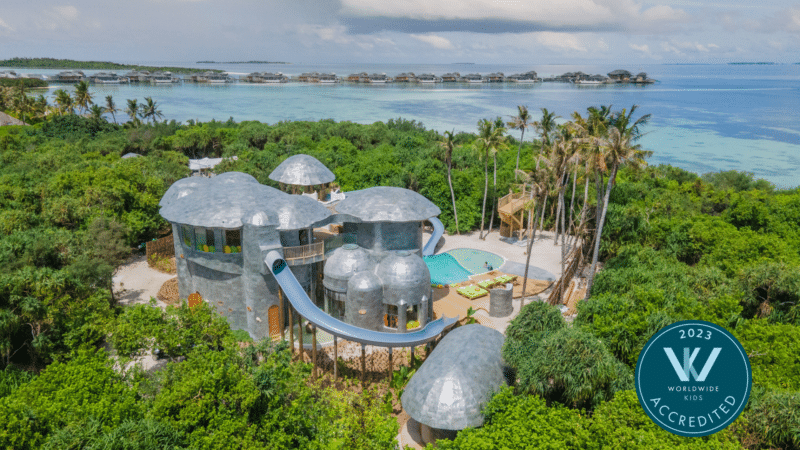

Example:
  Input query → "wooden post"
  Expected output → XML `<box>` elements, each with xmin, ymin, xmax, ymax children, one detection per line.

<box><xmin>388</xmin><ymin>347</ymin><xmax>393</xmax><ymax>380</ymax></box>
<box><xmin>278</xmin><ymin>289</ymin><xmax>285</xmax><ymax>342</ymax></box>
<box><xmin>333</xmin><ymin>335</ymin><xmax>338</xmax><ymax>381</ymax></box>
<box><xmin>410</xmin><ymin>346</ymin><xmax>415</xmax><ymax>368</ymax></box>
<box><xmin>298</xmin><ymin>315</ymin><xmax>304</xmax><ymax>362</ymax></box>
<box><xmin>361</xmin><ymin>344</ymin><xmax>366</xmax><ymax>385</ymax></box>
<box><xmin>312</xmin><ymin>325</ymin><xmax>317</xmax><ymax>379</ymax></box>
<box><xmin>288</xmin><ymin>305</ymin><xmax>294</xmax><ymax>354</ymax></box>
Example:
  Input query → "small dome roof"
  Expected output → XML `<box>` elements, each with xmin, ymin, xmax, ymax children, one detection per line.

<box><xmin>159</xmin><ymin>172</ymin><xmax>330</xmax><ymax>229</ymax></box>
<box><xmin>274</xmin><ymin>194</ymin><xmax>332</xmax><ymax>230</ymax></box>
<box><xmin>348</xmin><ymin>270</ymin><xmax>383</xmax><ymax>293</ymax></box>
<box><xmin>323</xmin><ymin>244</ymin><xmax>375</xmax><ymax>291</ymax></box>
<box><xmin>268</xmin><ymin>154</ymin><xmax>335</xmax><ymax>186</ymax></box>
<box><xmin>335</xmin><ymin>187</ymin><xmax>440</xmax><ymax>222</ymax></box>
<box><xmin>376</xmin><ymin>250</ymin><xmax>430</xmax><ymax>293</ymax></box>
<box><xmin>402</xmin><ymin>325</ymin><xmax>507</xmax><ymax>430</ymax></box>
<box><xmin>159</xmin><ymin>177</ymin><xmax>209</xmax><ymax>207</ymax></box>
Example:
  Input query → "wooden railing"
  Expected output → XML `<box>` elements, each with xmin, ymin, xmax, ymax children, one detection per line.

<box><xmin>146</xmin><ymin>234</ymin><xmax>174</xmax><ymax>260</ymax></box>
<box><xmin>283</xmin><ymin>241</ymin><xmax>325</xmax><ymax>263</ymax></box>
<box><xmin>498</xmin><ymin>185</ymin><xmax>527</xmax><ymax>209</ymax></box>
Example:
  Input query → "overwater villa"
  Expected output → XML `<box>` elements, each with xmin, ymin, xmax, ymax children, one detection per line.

<box><xmin>574</xmin><ymin>74</ymin><xmax>608</xmax><ymax>85</ymax></box>
<box><xmin>607</xmin><ymin>70</ymin><xmax>632</xmax><ymax>82</ymax></box>
<box><xmin>88</xmin><ymin>72</ymin><xmax>126</xmax><ymax>84</ymax></box>
<box><xmin>149</xmin><ymin>71</ymin><xmax>181</xmax><ymax>83</ymax></box>
<box><xmin>485</xmin><ymin>72</ymin><xmax>505</xmax><ymax>83</ymax></box>
<box><xmin>463</xmin><ymin>73</ymin><xmax>484</xmax><ymax>83</ymax></box>
<box><xmin>122</xmin><ymin>70</ymin><xmax>151</xmax><ymax>82</ymax></box>
<box><xmin>0</xmin><ymin>70</ymin><xmax>18</xmax><ymax>79</ymax></box>
<box><xmin>51</xmin><ymin>70</ymin><xmax>85</xmax><ymax>83</ymax></box>
<box><xmin>441</xmin><ymin>72</ymin><xmax>461</xmax><ymax>82</ymax></box>
<box><xmin>188</xmin><ymin>71</ymin><xmax>231</xmax><ymax>83</ymax></box>
<box><xmin>317</xmin><ymin>73</ymin><xmax>338</xmax><ymax>83</ymax></box>
<box><xmin>346</xmin><ymin>73</ymin><xmax>368</xmax><ymax>83</ymax></box>
<box><xmin>416</xmin><ymin>73</ymin><xmax>442</xmax><ymax>83</ymax></box>
<box><xmin>507</xmin><ymin>71</ymin><xmax>540</xmax><ymax>83</ymax></box>
<box><xmin>394</xmin><ymin>72</ymin><xmax>417</xmax><ymax>83</ymax></box>
<box><xmin>368</xmin><ymin>73</ymin><xmax>390</xmax><ymax>83</ymax></box>
<box><xmin>246</xmin><ymin>72</ymin><xmax>288</xmax><ymax>83</ymax></box>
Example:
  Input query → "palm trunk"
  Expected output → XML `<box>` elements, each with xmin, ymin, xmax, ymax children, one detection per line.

<box><xmin>586</xmin><ymin>164</ymin><xmax>618</xmax><ymax>299</ymax></box>
<box><xmin>516</xmin><ymin>129</ymin><xmax>524</xmax><ymax>171</ymax></box>
<box><xmin>521</xmin><ymin>198</ymin><xmax>540</xmax><ymax>304</ymax></box>
<box><xmin>487</xmin><ymin>154</ymin><xmax>498</xmax><ymax>238</ymax></box>
<box><xmin>479</xmin><ymin>157</ymin><xmax>489</xmax><ymax>239</ymax></box>
<box><xmin>447</xmin><ymin>160</ymin><xmax>459</xmax><ymax>234</ymax></box>
<box><xmin>538</xmin><ymin>195</ymin><xmax>547</xmax><ymax>232</ymax></box>
<box><xmin>568</xmin><ymin>168</ymin><xmax>577</xmax><ymax>239</ymax></box>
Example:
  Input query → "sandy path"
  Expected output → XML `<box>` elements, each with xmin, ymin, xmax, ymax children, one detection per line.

<box><xmin>112</xmin><ymin>254</ymin><xmax>173</xmax><ymax>308</ymax></box>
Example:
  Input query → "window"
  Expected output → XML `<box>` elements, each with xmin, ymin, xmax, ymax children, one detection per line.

<box><xmin>182</xmin><ymin>225</ymin><xmax>193</xmax><ymax>247</ymax></box>
<box><xmin>384</xmin><ymin>305</ymin><xmax>398</xmax><ymax>329</ymax></box>
<box><xmin>224</xmin><ymin>229</ymin><xmax>241</xmax><ymax>253</ymax></box>
<box><xmin>324</xmin><ymin>288</ymin><xmax>346</xmax><ymax>321</ymax></box>
<box><xmin>406</xmin><ymin>305</ymin><xmax>420</xmax><ymax>330</ymax></box>
<box><xmin>194</xmin><ymin>227</ymin><xmax>216</xmax><ymax>253</ymax></box>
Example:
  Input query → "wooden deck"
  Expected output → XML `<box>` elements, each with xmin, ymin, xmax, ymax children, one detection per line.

<box><xmin>432</xmin><ymin>270</ymin><xmax>552</xmax><ymax>323</ymax></box>
<box><xmin>498</xmin><ymin>196</ymin><xmax>527</xmax><ymax>217</ymax></box>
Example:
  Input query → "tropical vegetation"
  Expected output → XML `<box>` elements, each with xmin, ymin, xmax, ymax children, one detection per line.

<box><xmin>0</xmin><ymin>84</ymin><xmax>797</xmax><ymax>448</ymax></box>
<box><xmin>1</xmin><ymin>57</ymin><xmax>222</xmax><ymax>73</ymax></box>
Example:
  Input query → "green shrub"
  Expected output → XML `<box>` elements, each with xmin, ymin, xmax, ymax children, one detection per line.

<box><xmin>738</xmin><ymin>389</ymin><xmax>800</xmax><ymax>449</ymax></box>
<box><xmin>734</xmin><ymin>319</ymin><xmax>800</xmax><ymax>390</ymax></box>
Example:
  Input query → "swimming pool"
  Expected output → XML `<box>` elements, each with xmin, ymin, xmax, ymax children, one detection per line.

<box><xmin>424</xmin><ymin>249</ymin><xmax>505</xmax><ymax>285</ymax></box>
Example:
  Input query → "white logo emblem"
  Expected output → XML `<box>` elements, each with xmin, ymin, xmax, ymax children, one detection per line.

<box><xmin>664</xmin><ymin>347</ymin><xmax>722</xmax><ymax>382</ymax></box>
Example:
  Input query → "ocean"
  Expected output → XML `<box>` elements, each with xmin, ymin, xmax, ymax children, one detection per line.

<box><xmin>5</xmin><ymin>62</ymin><xmax>800</xmax><ymax>188</ymax></box>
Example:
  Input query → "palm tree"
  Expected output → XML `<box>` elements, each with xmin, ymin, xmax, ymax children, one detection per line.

<box><xmin>507</xmin><ymin>105</ymin><xmax>532</xmax><ymax>172</ymax></box>
<box><xmin>89</xmin><ymin>104</ymin><xmax>106</xmax><ymax>121</ymax></box>
<box><xmin>11</xmin><ymin>81</ymin><xmax>32</xmax><ymax>124</ymax></box>
<box><xmin>105</xmin><ymin>95</ymin><xmax>118</xmax><ymax>124</ymax></box>
<box><xmin>585</xmin><ymin>106</ymin><xmax>651</xmax><ymax>298</ymax></box>
<box><xmin>140</xmin><ymin>96</ymin><xmax>163</xmax><ymax>123</ymax></box>
<box><xmin>475</xmin><ymin>118</ymin><xmax>505</xmax><ymax>239</ymax></box>
<box><xmin>439</xmin><ymin>130</ymin><xmax>460</xmax><ymax>234</ymax></box>
<box><xmin>125</xmin><ymin>99</ymin><xmax>140</xmax><ymax>125</ymax></box>
<box><xmin>517</xmin><ymin>159</ymin><xmax>549</xmax><ymax>302</ymax></box>
<box><xmin>487</xmin><ymin>117</ymin><xmax>507</xmax><ymax>237</ymax></box>
<box><xmin>73</xmin><ymin>80</ymin><xmax>93</xmax><ymax>114</ymax></box>
<box><xmin>53</xmin><ymin>89</ymin><xmax>74</xmax><ymax>115</ymax></box>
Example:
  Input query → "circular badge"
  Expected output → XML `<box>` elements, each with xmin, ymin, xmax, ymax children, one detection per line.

<box><xmin>635</xmin><ymin>320</ymin><xmax>751</xmax><ymax>437</ymax></box>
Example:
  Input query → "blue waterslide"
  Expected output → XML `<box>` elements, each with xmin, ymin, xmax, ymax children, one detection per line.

<box><xmin>265</xmin><ymin>250</ymin><xmax>456</xmax><ymax>347</ymax></box>
<box><xmin>422</xmin><ymin>217</ymin><xmax>444</xmax><ymax>256</ymax></box>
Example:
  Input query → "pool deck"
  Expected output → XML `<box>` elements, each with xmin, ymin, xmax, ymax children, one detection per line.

<box><xmin>423</xmin><ymin>228</ymin><xmax>573</xmax><ymax>334</ymax></box>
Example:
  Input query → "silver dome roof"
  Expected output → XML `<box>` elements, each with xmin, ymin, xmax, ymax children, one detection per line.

<box><xmin>348</xmin><ymin>270</ymin><xmax>383</xmax><ymax>293</ymax></box>
<box><xmin>268</xmin><ymin>154</ymin><xmax>336</xmax><ymax>186</ymax></box>
<box><xmin>335</xmin><ymin>186</ymin><xmax>440</xmax><ymax>222</ymax></box>
<box><xmin>401</xmin><ymin>324</ymin><xmax>507</xmax><ymax>430</ymax></box>
<box><xmin>159</xmin><ymin>171</ymin><xmax>330</xmax><ymax>229</ymax></box>
<box><xmin>375</xmin><ymin>250</ymin><xmax>430</xmax><ymax>292</ymax></box>
<box><xmin>274</xmin><ymin>194</ymin><xmax>332</xmax><ymax>230</ymax></box>
<box><xmin>323</xmin><ymin>244</ymin><xmax>376</xmax><ymax>291</ymax></box>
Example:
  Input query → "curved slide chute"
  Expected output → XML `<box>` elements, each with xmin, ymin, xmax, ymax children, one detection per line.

<box><xmin>265</xmin><ymin>250</ymin><xmax>456</xmax><ymax>347</ymax></box>
<box><xmin>422</xmin><ymin>217</ymin><xmax>444</xmax><ymax>257</ymax></box>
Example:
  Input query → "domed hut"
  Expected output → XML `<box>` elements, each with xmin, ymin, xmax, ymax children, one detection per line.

<box><xmin>402</xmin><ymin>324</ymin><xmax>507</xmax><ymax>445</ymax></box>
<box><xmin>159</xmin><ymin>172</ymin><xmax>331</xmax><ymax>339</ymax></box>
<box><xmin>269</xmin><ymin>154</ymin><xmax>336</xmax><ymax>198</ymax></box>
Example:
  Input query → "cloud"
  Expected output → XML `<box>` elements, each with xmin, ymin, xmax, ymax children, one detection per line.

<box><xmin>337</xmin><ymin>0</ymin><xmax>690</xmax><ymax>34</ymax></box>
<box><xmin>410</xmin><ymin>34</ymin><xmax>453</xmax><ymax>49</ymax></box>
<box><xmin>0</xmin><ymin>17</ymin><xmax>14</xmax><ymax>32</ymax></box>
<box><xmin>629</xmin><ymin>42</ymin><xmax>660</xmax><ymax>58</ymax></box>
<box><xmin>54</xmin><ymin>5</ymin><xmax>78</xmax><ymax>21</ymax></box>
<box><xmin>535</xmin><ymin>32</ymin><xmax>588</xmax><ymax>52</ymax></box>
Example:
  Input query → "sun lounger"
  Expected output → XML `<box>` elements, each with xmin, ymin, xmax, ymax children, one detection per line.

<box><xmin>478</xmin><ymin>279</ymin><xmax>498</xmax><ymax>290</ymax></box>
<box><xmin>457</xmin><ymin>285</ymin><xmax>489</xmax><ymax>299</ymax></box>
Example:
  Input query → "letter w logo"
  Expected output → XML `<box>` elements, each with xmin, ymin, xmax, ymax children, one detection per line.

<box><xmin>664</xmin><ymin>347</ymin><xmax>722</xmax><ymax>382</ymax></box>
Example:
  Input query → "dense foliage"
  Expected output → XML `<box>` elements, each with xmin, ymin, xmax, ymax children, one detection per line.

<box><xmin>1</xmin><ymin>104</ymin><xmax>798</xmax><ymax>448</ymax></box>
<box><xmin>1</xmin><ymin>57</ymin><xmax>222</xmax><ymax>73</ymax></box>
<box><xmin>0</xmin><ymin>78</ymin><xmax>48</xmax><ymax>88</ymax></box>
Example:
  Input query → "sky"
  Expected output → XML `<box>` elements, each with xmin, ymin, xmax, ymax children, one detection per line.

<box><xmin>0</xmin><ymin>0</ymin><xmax>798</xmax><ymax>64</ymax></box>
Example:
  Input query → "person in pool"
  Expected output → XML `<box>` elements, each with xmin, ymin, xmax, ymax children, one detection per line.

<box><xmin>484</xmin><ymin>261</ymin><xmax>493</xmax><ymax>271</ymax></box>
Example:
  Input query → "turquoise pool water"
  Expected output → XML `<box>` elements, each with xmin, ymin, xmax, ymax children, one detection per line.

<box><xmin>424</xmin><ymin>249</ymin><xmax>505</xmax><ymax>285</ymax></box>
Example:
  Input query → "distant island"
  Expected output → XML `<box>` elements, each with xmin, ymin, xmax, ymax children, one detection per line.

<box><xmin>197</xmin><ymin>60</ymin><xmax>290</xmax><ymax>64</ymax></box>
<box><xmin>728</xmin><ymin>62</ymin><xmax>776</xmax><ymax>65</ymax></box>
<box><xmin>0</xmin><ymin>57</ymin><xmax>223</xmax><ymax>74</ymax></box>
